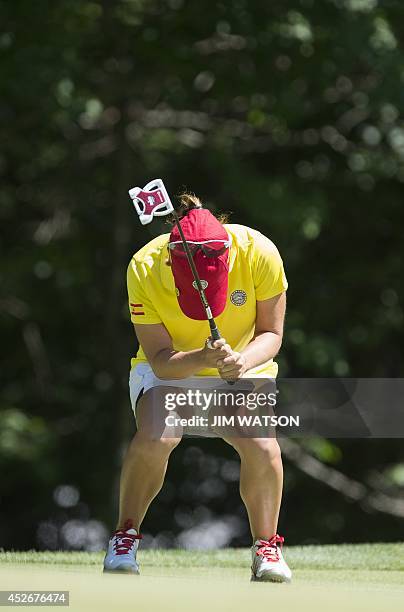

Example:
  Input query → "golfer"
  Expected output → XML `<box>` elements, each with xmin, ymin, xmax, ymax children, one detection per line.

<box><xmin>103</xmin><ymin>194</ymin><xmax>292</xmax><ymax>582</ymax></box>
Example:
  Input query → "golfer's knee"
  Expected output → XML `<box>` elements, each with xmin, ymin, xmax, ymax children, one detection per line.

<box><xmin>235</xmin><ymin>437</ymin><xmax>281</xmax><ymax>463</ymax></box>
<box><xmin>129</xmin><ymin>433</ymin><xmax>181</xmax><ymax>460</ymax></box>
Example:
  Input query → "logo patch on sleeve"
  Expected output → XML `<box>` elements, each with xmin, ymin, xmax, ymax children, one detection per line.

<box><xmin>230</xmin><ymin>290</ymin><xmax>247</xmax><ymax>306</ymax></box>
<box><xmin>130</xmin><ymin>303</ymin><xmax>145</xmax><ymax>316</ymax></box>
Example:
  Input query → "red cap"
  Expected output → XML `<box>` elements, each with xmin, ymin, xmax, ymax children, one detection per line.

<box><xmin>169</xmin><ymin>209</ymin><xmax>230</xmax><ymax>320</ymax></box>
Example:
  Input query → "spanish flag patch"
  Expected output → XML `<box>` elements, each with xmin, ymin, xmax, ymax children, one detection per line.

<box><xmin>130</xmin><ymin>303</ymin><xmax>145</xmax><ymax>316</ymax></box>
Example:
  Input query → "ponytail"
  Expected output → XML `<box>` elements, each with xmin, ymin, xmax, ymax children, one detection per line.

<box><xmin>173</xmin><ymin>191</ymin><xmax>229</xmax><ymax>224</ymax></box>
<box><xmin>176</xmin><ymin>193</ymin><xmax>202</xmax><ymax>220</ymax></box>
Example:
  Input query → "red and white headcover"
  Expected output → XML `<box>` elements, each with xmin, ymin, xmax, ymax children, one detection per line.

<box><xmin>128</xmin><ymin>179</ymin><xmax>174</xmax><ymax>225</ymax></box>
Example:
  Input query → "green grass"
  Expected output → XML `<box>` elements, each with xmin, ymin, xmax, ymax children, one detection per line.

<box><xmin>1</xmin><ymin>545</ymin><xmax>403</xmax><ymax>612</ymax></box>
<box><xmin>1</xmin><ymin>542</ymin><xmax>403</xmax><ymax>571</ymax></box>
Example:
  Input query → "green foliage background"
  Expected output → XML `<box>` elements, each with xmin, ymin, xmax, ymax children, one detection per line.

<box><xmin>1</xmin><ymin>0</ymin><xmax>403</xmax><ymax>550</ymax></box>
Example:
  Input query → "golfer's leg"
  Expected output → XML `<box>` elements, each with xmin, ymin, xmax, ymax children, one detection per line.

<box><xmin>228</xmin><ymin>437</ymin><xmax>283</xmax><ymax>539</ymax></box>
<box><xmin>117</xmin><ymin>391</ymin><xmax>181</xmax><ymax>531</ymax></box>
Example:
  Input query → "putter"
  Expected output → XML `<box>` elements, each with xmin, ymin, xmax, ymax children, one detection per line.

<box><xmin>129</xmin><ymin>179</ymin><xmax>234</xmax><ymax>384</ymax></box>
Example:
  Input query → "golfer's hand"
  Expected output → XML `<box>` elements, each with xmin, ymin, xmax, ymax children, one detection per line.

<box><xmin>216</xmin><ymin>351</ymin><xmax>248</xmax><ymax>381</ymax></box>
<box><xmin>202</xmin><ymin>338</ymin><xmax>232</xmax><ymax>369</ymax></box>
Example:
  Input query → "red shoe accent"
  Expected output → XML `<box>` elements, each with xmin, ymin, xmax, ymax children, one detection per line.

<box><xmin>255</xmin><ymin>534</ymin><xmax>285</xmax><ymax>563</ymax></box>
<box><xmin>123</xmin><ymin>519</ymin><xmax>135</xmax><ymax>530</ymax></box>
<box><xmin>113</xmin><ymin>521</ymin><xmax>142</xmax><ymax>556</ymax></box>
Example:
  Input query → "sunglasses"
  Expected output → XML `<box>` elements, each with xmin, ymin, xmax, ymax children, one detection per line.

<box><xmin>168</xmin><ymin>238</ymin><xmax>231</xmax><ymax>258</ymax></box>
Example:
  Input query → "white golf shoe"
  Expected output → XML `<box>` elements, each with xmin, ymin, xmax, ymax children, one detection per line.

<box><xmin>103</xmin><ymin>521</ymin><xmax>142</xmax><ymax>574</ymax></box>
<box><xmin>251</xmin><ymin>534</ymin><xmax>292</xmax><ymax>583</ymax></box>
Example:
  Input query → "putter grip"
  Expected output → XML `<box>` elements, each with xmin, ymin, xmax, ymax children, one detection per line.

<box><xmin>208</xmin><ymin>321</ymin><xmax>235</xmax><ymax>386</ymax></box>
<box><xmin>210</xmin><ymin>322</ymin><xmax>221</xmax><ymax>342</ymax></box>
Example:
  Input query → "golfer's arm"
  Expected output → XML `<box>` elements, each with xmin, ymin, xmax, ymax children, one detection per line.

<box><xmin>240</xmin><ymin>292</ymin><xmax>286</xmax><ymax>371</ymax></box>
<box><xmin>133</xmin><ymin>323</ymin><xmax>205</xmax><ymax>379</ymax></box>
<box><xmin>153</xmin><ymin>347</ymin><xmax>206</xmax><ymax>379</ymax></box>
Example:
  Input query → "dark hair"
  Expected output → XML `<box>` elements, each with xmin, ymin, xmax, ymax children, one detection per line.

<box><xmin>173</xmin><ymin>191</ymin><xmax>229</xmax><ymax>224</ymax></box>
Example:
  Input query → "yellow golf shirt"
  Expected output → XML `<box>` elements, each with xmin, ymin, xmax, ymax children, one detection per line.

<box><xmin>127</xmin><ymin>224</ymin><xmax>288</xmax><ymax>377</ymax></box>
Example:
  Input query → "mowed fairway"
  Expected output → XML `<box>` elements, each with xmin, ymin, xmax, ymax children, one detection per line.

<box><xmin>1</xmin><ymin>544</ymin><xmax>403</xmax><ymax>612</ymax></box>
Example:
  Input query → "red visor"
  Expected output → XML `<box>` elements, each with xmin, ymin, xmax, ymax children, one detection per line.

<box><xmin>169</xmin><ymin>209</ymin><xmax>230</xmax><ymax>320</ymax></box>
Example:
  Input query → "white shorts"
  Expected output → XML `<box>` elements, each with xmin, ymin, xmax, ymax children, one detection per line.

<box><xmin>128</xmin><ymin>363</ymin><xmax>273</xmax><ymax>415</ymax></box>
